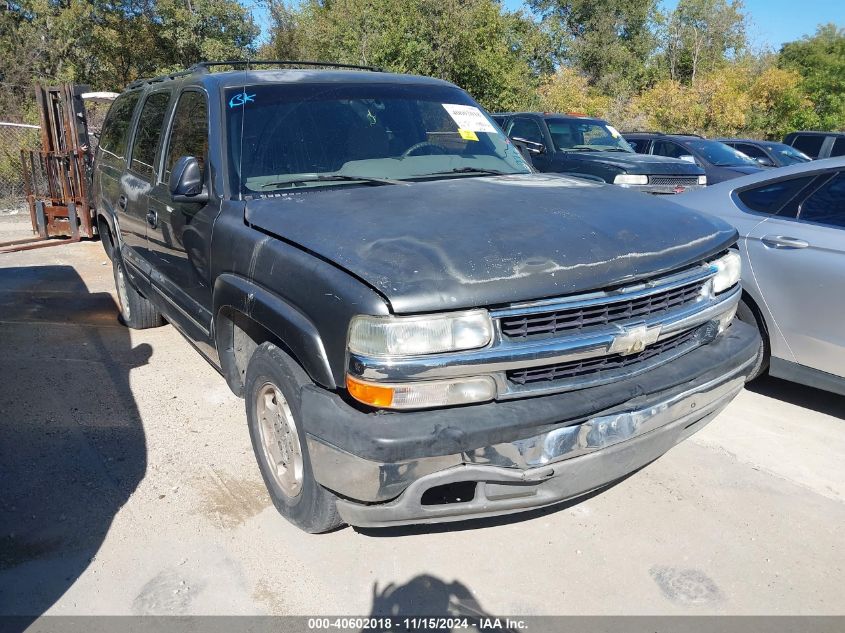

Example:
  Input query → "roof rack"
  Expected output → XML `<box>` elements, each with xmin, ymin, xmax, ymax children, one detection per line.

<box><xmin>125</xmin><ymin>59</ymin><xmax>382</xmax><ymax>89</ymax></box>
<box><xmin>126</xmin><ymin>68</ymin><xmax>198</xmax><ymax>89</ymax></box>
<box><xmin>190</xmin><ymin>60</ymin><xmax>383</xmax><ymax>73</ymax></box>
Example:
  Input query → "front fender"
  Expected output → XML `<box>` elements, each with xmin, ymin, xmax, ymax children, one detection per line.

<box><xmin>213</xmin><ymin>273</ymin><xmax>335</xmax><ymax>389</ymax></box>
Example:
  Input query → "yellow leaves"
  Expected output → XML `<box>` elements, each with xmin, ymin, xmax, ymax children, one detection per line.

<box><xmin>537</xmin><ymin>67</ymin><xmax>612</xmax><ymax>118</ymax></box>
<box><xmin>630</xmin><ymin>66</ymin><xmax>750</xmax><ymax>135</ymax></box>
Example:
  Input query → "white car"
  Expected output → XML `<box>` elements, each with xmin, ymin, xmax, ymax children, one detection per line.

<box><xmin>677</xmin><ymin>157</ymin><xmax>845</xmax><ymax>396</ymax></box>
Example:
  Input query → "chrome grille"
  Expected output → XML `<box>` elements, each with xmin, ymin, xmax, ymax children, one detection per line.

<box><xmin>499</xmin><ymin>277</ymin><xmax>705</xmax><ymax>339</ymax></box>
<box><xmin>648</xmin><ymin>175</ymin><xmax>699</xmax><ymax>187</ymax></box>
<box><xmin>507</xmin><ymin>326</ymin><xmax>706</xmax><ymax>386</ymax></box>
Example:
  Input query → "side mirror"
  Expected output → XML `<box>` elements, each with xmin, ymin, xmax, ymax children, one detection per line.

<box><xmin>169</xmin><ymin>156</ymin><xmax>208</xmax><ymax>203</ymax></box>
<box><xmin>756</xmin><ymin>156</ymin><xmax>775</xmax><ymax>167</ymax></box>
<box><xmin>511</xmin><ymin>137</ymin><xmax>546</xmax><ymax>155</ymax></box>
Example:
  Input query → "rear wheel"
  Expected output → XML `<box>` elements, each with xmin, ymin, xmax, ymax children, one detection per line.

<box><xmin>245</xmin><ymin>342</ymin><xmax>343</xmax><ymax>533</ymax></box>
<box><xmin>112</xmin><ymin>255</ymin><xmax>164</xmax><ymax>329</ymax></box>
<box><xmin>736</xmin><ymin>297</ymin><xmax>769</xmax><ymax>381</ymax></box>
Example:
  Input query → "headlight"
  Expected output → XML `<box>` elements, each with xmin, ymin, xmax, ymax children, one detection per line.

<box><xmin>710</xmin><ymin>250</ymin><xmax>742</xmax><ymax>293</ymax></box>
<box><xmin>698</xmin><ymin>175</ymin><xmax>707</xmax><ymax>185</ymax></box>
<box><xmin>346</xmin><ymin>375</ymin><xmax>496</xmax><ymax>409</ymax></box>
<box><xmin>348</xmin><ymin>310</ymin><xmax>493</xmax><ymax>357</ymax></box>
<box><xmin>614</xmin><ymin>174</ymin><xmax>648</xmax><ymax>185</ymax></box>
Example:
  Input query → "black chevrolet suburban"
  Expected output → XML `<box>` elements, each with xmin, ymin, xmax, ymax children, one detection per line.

<box><xmin>492</xmin><ymin>112</ymin><xmax>706</xmax><ymax>193</ymax></box>
<box><xmin>92</xmin><ymin>61</ymin><xmax>759</xmax><ymax>532</ymax></box>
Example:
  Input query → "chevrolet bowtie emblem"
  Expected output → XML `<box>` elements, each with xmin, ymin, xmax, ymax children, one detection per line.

<box><xmin>608</xmin><ymin>324</ymin><xmax>662</xmax><ymax>356</ymax></box>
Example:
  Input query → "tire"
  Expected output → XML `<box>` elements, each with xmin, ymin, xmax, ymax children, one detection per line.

<box><xmin>245</xmin><ymin>342</ymin><xmax>343</xmax><ymax>533</ymax></box>
<box><xmin>112</xmin><ymin>255</ymin><xmax>164</xmax><ymax>329</ymax></box>
<box><xmin>736</xmin><ymin>297</ymin><xmax>769</xmax><ymax>381</ymax></box>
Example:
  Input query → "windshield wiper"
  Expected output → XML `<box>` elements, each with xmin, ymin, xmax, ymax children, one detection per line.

<box><xmin>260</xmin><ymin>174</ymin><xmax>403</xmax><ymax>189</ymax></box>
<box><xmin>414</xmin><ymin>167</ymin><xmax>509</xmax><ymax>177</ymax></box>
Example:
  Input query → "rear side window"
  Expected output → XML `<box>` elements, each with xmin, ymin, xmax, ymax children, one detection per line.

<box><xmin>831</xmin><ymin>137</ymin><xmax>845</xmax><ymax>157</ymax></box>
<box><xmin>99</xmin><ymin>92</ymin><xmax>141</xmax><ymax>159</ymax></box>
<box><xmin>800</xmin><ymin>172</ymin><xmax>845</xmax><ymax>228</ymax></box>
<box><xmin>652</xmin><ymin>140</ymin><xmax>688</xmax><ymax>159</ymax></box>
<box><xmin>736</xmin><ymin>143</ymin><xmax>767</xmax><ymax>160</ymax></box>
<box><xmin>791</xmin><ymin>134</ymin><xmax>825</xmax><ymax>158</ymax></box>
<box><xmin>626</xmin><ymin>138</ymin><xmax>647</xmax><ymax>153</ymax></box>
<box><xmin>737</xmin><ymin>176</ymin><xmax>816</xmax><ymax>215</ymax></box>
<box><xmin>163</xmin><ymin>91</ymin><xmax>209</xmax><ymax>184</ymax></box>
<box><xmin>130</xmin><ymin>92</ymin><xmax>171</xmax><ymax>181</ymax></box>
<box><xmin>507</xmin><ymin>118</ymin><xmax>544</xmax><ymax>145</ymax></box>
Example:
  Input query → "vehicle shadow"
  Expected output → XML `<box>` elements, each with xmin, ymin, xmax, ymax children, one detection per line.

<box><xmin>0</xmin><ymin>265</ymin><xmax>149</xmax><ymax>627</ymax></box>
<box><xmin>746</xmin><ymin>374</ymin><xmax>844</xmax><ymax>419</ymax></box>
<box><xmin>368</xmin><ymin>574</ymin><xmax>516</xmax><ymax>631</ymax></box>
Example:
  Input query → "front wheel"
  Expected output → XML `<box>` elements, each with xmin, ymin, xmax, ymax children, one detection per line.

<box><xmin>245</xmin><ymin>342</ymin><xmax>343</xmax><ymax>533</ymax></box>
<box><xmin>112</xmin><ymin>256</ymin><xmax>164</xmax><ymax>329</ymax></box>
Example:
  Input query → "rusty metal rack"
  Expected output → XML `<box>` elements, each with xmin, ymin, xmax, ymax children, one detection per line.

<box><xmin>1</xmin><ymin>83</ymin><xmax>96</xmax><ymax>253</ymax></box>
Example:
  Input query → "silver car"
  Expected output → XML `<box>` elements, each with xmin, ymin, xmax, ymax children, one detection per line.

<box><xmin>677</xmin><ymin>157</ymin><xmax>845</xmax><ymax>396</ymax></box>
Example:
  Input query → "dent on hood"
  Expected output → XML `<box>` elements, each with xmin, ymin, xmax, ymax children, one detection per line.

<box><xmin>360</xmin><ymin>230</ymin><xmax>727</xmax><ymax>289</ymax></box>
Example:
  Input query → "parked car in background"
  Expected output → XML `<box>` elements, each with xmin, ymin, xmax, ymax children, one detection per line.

<box><xmin>676</xmin><ymin>157</ymin><xmax>845</xmax><ymax>395</ymax></box>
<box><xmin>783</xmin><ymin>131</ymin><xmax>845</xmax><ymax>160</ymax></box>
<box><xmin>718</xmin><ymin>138</ymin><xmax>812</xmax><ymax>168</ymax></box>
<box><xmin>623</xmin><ymin>133</ymin><xmax>764</xmax><ymax>185</ymax></box>
<box><xmin>492</xmin><ymin>113</ymin><xmax>706</xmax><ymax>194</ymax></box>
<box><xmin>92</xmin><ymin>62</ymin><xmax>758</xmax><ymax>532</ymax></box>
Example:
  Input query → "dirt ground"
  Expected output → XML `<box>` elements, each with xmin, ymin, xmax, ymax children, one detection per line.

<box><xmin>0</xmin><ymin>215</ymin><xmax>843</xmax><ymax>618</ymax></box>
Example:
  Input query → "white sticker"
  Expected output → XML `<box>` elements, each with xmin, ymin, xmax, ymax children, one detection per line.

<box><xmin>606</xmin><ymin>125</ymin><xmax>621</xmax><ymax>138</ymax></box>
<box><xmin>442</xmin><ymin>104</ymin><xmax>497</xmax><ymax>133</ymax></box>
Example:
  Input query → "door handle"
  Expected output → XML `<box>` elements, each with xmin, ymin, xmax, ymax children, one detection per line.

<box><xmin>761</xmin><ymin>235</ymin><xmax>809</xmax><ymax>249</ymax></box>
<box><xmin>146</xmin><ymin>210</ymin><xmax>158</xmax><ymax>228</ymax></box>
<box><xmin>118</xmin><ymin>195</ymin><xmax>127</xmax><ymax>210</ymax></box>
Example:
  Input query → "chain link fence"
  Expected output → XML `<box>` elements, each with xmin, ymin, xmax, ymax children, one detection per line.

<box><xmin>0</xmin><ymin>122</ymin><xmax>41</xmax><ymax>213</ymax></box>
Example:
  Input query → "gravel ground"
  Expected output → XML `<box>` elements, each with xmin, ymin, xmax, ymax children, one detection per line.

<box><xmin>0</xmin><ymin>225</ymin><xmax>843</xmax><ymax>618</ymax></box>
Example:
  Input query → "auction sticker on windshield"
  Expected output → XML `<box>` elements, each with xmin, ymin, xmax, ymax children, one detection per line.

<box><xmin>442</xmin><ymin>104</ymin><xmax>498</xmax><ymax>133</ymax></box>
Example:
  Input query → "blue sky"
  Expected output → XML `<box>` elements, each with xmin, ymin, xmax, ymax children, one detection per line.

<box><xmin>247</xmin><ymin>1</ymin><xmax>843</xmax><ymax>50</ymax></box>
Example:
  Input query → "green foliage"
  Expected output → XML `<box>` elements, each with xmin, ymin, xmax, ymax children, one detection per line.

<box><xmin>779</xmin><ymin>24</ymin><xmax>845</xmax><ymax>130</ymax></box>
<box><xmin>659</xmin><ymin>0</ymin><xmax>747</xmax><ymax>84</ymax></box>
<box><xmin>0</xmin><ymin>0</ymin><xmax>258</xmax><ymax>92</ymax></box>
<box><xmin>0</xmin><ymin>0</ymin><xmax>841</xmax><ymax>142</ymax></box>
<box><xmin>528</xmin><ymin>0</ymin><xmax>659</xmax><ymax>95</ymax></box>
<box><xmin>261</xmin><ymin>0</ymin><xmax>544</xmax><ymax>112</ymax></box>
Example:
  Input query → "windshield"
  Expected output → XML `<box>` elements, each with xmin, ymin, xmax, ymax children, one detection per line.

<box><xmin>226</xmin><ymin>82</ymin><xmax>530</xmax><ymax>196</ymax></box>
<box><xmin>768</xmin><ymin>143</ymin><xmax>812</xmax><ymax>165</ymax></box>
<box><xmin>546</xmin><ymin>119</ymin><xmax>633</xmax><ymax>153</ymax></box>
<box><xmin>686</xmin><ymin>140</ymin><xmax>759</xmax><ymax>167</ymax></box>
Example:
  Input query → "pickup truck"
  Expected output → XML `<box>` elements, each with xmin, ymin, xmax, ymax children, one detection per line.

<box><xmin>492</xmin><ymin>112</ymin><xmax>707</xmax><ymax>193</ymax></box>
<box><xmin>92</xmin><ymin>61</ymin><xmax>759</xmax><ymax>532</ymax></box>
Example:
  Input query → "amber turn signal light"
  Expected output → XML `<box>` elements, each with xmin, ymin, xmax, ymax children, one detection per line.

<box><xmin>346</xmin><ymin>376</ymin><xmax>394</xmax><ymax>407</ymax></box>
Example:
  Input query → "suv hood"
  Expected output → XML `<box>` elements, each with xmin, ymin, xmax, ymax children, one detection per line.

<box><xmin>245</xmin><ymin>174</ymin><xmax>736</xmax><ymax>313</ymax></box>
<box><xmin>562</xmin><ymin>151</ymin><xmax>704</xmax><ymax>175</ymax></box>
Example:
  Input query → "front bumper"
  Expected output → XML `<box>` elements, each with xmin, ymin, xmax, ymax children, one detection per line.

<box><xmin>624</xmin><ymin>183</ymin><xmax>705</xmax><ymax>195</ymax></box>
<box><xmin>301</xmin><ymin>321</ymin><xmax>759</xmax><ymax>527</ymax></box>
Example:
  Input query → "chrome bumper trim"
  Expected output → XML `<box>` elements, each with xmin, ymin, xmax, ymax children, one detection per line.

<box><xmin>310</xmin><ymin>354</ymin><xmax>752</xmax><ymax>505</ymax></box>
<box><xmin>329</xmin><ymin>358</ymin><xmax>750</xmax><ymax>526</ymax></box>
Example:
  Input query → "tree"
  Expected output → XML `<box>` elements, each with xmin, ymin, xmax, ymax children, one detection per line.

<box><xmin>631</xmin><ymin>65</ymin><xmax>749</xmax><ymax>135</ymax></box>
<box><xmin>745</xmin><ymin>63</ymin><xmax>818</xmax><ymax>138</ymax></box>
<box><xmin>0</xmin><ymin>1</ymin><xmax>258</xmax><ymax>94</ymax></box>
<box><xmin>528</xmin><ymin>0</ymin><xmax>659</xmax><ymax>95</ymax></box>
<box><xmin>659</xmin><ymin>0</ymin><xmax>747</xmax><ymax>84</ymax></box>
<box><xmin>536</xmin><ymin>66</ymin><xmax>611</xmax><ymax>117</ymax></box>
<box><xmin>779</xmin><ymin>24</ymin><xmax>845</xmax><ymax>130</ymax></box>
<box><xmin>264</xmin><ymin>0</ymin><xmax>545</xmax><ymax>112</ymax></box>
